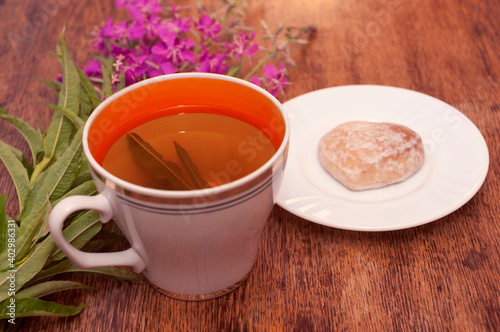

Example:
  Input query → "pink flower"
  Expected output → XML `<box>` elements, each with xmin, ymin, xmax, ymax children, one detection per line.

<box><xmin>196</xmin><ymin>46</ymin><xmax>228</xmax><ymax>74</ymax></box>
<box><xmin>91</xmin><ymin>18</ymin><xmax>115</xmax><ymax>51</ymax></box>
<box><xmin>116</xmin><ymin>0</ymin><xmax>162</xmax><ymax>22</ymax></box>
<box><xmin>158</xmin><ymin>17</ymin><xmax>192</xmax><ymax>37</ymax></box>
<box><xmin>113</xmin><ymin>21</ymin><xmax>146</xmax><ymax>41</ymax></box>
<box><xmin>159</xmin><ymin>62</ymin><xmax>176</xmax><ymax>75</ymax></box>
<box><xmin>262</xmin><ymin>64</ymin><xmax>288</xmax><ymax>97</ymax></box>
<box><xmin>100</xmin><ymin>18</ymin><xmax>116</xmax><ymax>38</ymax></box>
<box><xmin>83</xmin><ymin>0</ymin><xmax>303</xmax><ymax>96</ymax></box>
<box><xmin>122</xmin><ymin>54</ymin><xmax>148</xmax><ymax>81</ymax></box>
<box><xmin>195</xmin><ymin>14</ymin><xmax>221</xmax><ymax>41</ymax></box>
<box><xmin>84</xmin><ymin>60</ymin><xmax>102</xmax><ymax>78</ymax></box>
<box><xmin>151</xmin><ymin>33</ymin><xmax>196</xmax><ymax>66</ymax></box>
<box><xmin>225</xmin><ymin>32</ymin><xmax>259</xmax><ymax>59</ymax></box>
<box><xmin>251</xmin><ymin>76</ymin><xmax>261</xmax><ymax>87</ymax></box>
<box><xmin>145</xmin><ymin>60</ymin><xmax>176</xmax><ymax>78</ymax></box>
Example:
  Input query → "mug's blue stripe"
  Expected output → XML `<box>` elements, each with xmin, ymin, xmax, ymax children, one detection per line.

<box><xmin>115</xmin><ymin>172</ymin><xmax>280</xmax><ymax>215</ymax></box>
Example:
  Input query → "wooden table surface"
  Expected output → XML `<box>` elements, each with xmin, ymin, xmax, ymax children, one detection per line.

<box><xmin>1</xmin><ymin>0</ymin><xmax>499</xmax><ymax>330</ymax></box>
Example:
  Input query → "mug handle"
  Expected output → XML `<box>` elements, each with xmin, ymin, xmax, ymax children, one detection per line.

<box><xmin>49</xmin><ymin>194</ymin><xmax>146</xmax><ymax>273</ymax></box>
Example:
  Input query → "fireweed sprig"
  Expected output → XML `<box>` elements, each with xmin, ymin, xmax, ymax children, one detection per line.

<box><xmin>84</xmin><ymin>0</ymin><xmax>315</xmax><ymax>97</ymax></box>
<box><xmin>0</xmin><ymin>1</ymin><xmax>315</xmax><ymax>323</ymax></box>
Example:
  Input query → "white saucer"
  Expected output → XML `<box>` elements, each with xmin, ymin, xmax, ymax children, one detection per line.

<box><xmin>276</xmin><ymin>85</ymin><xmax>489</xmax><ymax>231</ymax></box>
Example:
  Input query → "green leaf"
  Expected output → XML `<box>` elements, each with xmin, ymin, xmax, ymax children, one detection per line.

<box><xmin>56</xmin><ymin>28</ymin><xmax>80</xmax><ymax>115</ymax></box>
<box><xmin>0</xmin><ymin>108</ymin><xmax>44</xmax><ymax>165</ymax></box>
<box><xmin>29</xmin><ymin>155</ymin><xmax>50</xmax><ymax>186</ymax></box>
<box><xmin>30</xmin><ymin>206</ymin><xmax>53</xmax><ymax>247</ymax></box>
<box><xmin>127</xmin><ymin>132</ymin><xmax>192</xmax><ymax>190</ymax></box>
<box><xmin>21</xmin><ymin>156</ymin><xmax>34</xmax><ymax>178</ymax></box>
<box><xmin>14</xmin><ymin>202</ymin><xmax>51</xmax><ymax>263</ymax></box>
<box><xmin>50</xmin><ymin>210</ymin><xmax>102</xmax><ymax>261</ymax></box>
<box><xmin>0</xmin><ymin>298</ymin><xmax>85</xmax><ymax>319</ymax></box>
<box><xmin>7</xmin><ymin>145</ymin><xmax>23</xmax><ymax>161</ymax></box>
<box><xmin>54</xmin><ymin>180</ymin><xmax>97</xmax><ymax>206</ymax></box>
<box><xmin>76</xmin><ymin>66</ymin><xmax>101</xmax><ymax>110</ymax></box>
<box><xmin>36</xmin><ymin>78</ymin><xmax>62</xmax><ymax>95</ymax></box>
<box><xmin>43</xmin><ymin>107</ymin><xmax>75</xmax><ymax>160</ymax></box>
<box><xmin>18</xmin><ymin>172</ymin><xmax>48</xmax><ymax>225</ymax></box>
<box><xmin>15</xmin><ymin>280</ymin><xmax>94</xmax><ymax>299</ymax></box>
<box><xmin>0</xmin><ymin>235</ymin><xmax>56</xmax><ymax>303</ymax></box>
<box><xmin>41</xmin><ymin>128</ymin><xmax>83</xmax><ymax>204</ymax></box>
<box><xmin>73</xmin><ymin>232</ymin><xmax>127</xmax><ymax>256</ymax></box>
<box><xmin>174</xmin><ymin>141</ymin><xmax>211</xmax><ymax>189</ymax></box>
<box><xmin>116</xmin><ymin>69</ymin><xmax>126</xmax><ymax>91</ymax></box>
<box><xmin>9</xmin><ymin>146</ymin><xmax>34</xmax><ymax>178</ymax></box>
<box><xmin>44</xmin><ymin>29</ymin><xmax>80</xmax><ymax>160</ymax></box>
<box><xmin>100</xmin><ymin>58</ymin><xmax>114</xmax><ymax>99</ymax></box>
<box><xmin>226</xmin><ymin>64</ymin><xmax>240</xmax><ymax>77</ymax></box>
<box><xmin>30</xmin><ymin>259</ymin><xmax>143</xmax><ymax>285</ymax></box>
<box><xmin>0</xmin><ymin>141</ymin><xmax>30</xmax><ymax>211</ymax></box>
<box><xmin>45</xmin><ymin>104</ymin><xmax>84</xmax><ymax>129</ymax></box>
<box><xmin>19</xmin><ymin>129</ymin><xmax>82</xmax><ymax>226</ymax></box>
<box><xmin>72</xmin><ymin>161</ymin><xmax>92</xmax><ymax>188</ymax></box>
<box><xmin>8</xmin><ymin>145</ymin><xmax>34</xmax><ymax>179</ymax></box>
<box><xmin>79</xmin><ymin>90</ymin><xmax>94</xmax><ymax>122</ymax></box>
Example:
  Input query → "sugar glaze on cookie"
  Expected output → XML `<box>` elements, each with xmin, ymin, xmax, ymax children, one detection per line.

<box><xmin>318</xmin><ymin>121</ymin><xmax>425</xmax><ymax>191</ymax></box>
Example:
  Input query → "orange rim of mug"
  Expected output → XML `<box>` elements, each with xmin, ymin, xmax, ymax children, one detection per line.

<box><xmin>83</xmin><ymin>73</ymin><xmax>290</xmax><ymax>204</ymax></box>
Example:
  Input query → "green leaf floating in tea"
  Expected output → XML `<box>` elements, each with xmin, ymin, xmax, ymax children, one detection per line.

<box><xmin>126</xmin><ymin>132</ymin><xmax>192</xmax><ymax>190</ymax></box>
<box><xmin>174</xmin><ymin>140</ymin><xmax>211</xmax><ymax>189</ymax></box>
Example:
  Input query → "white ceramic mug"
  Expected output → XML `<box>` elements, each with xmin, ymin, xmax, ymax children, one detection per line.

<box><xmin>49</xmin><ymin>73</ymin><xmax>289</xmax><ymax>300</ymax></box>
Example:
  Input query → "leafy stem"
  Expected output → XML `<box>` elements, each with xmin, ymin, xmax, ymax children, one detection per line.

<box><xmin>30</xmin><ymin>157</ymin><xmax>51</xmax><ymax>185</ymax></box>
<box><xmin>0</xmin><ymin>29</ymin><xmax>141</xmax><ymax>320</ymax></box>
<box><xmin>244</xmin><ymin>48</ymin><xmax>276</xmax><ymax>80</ymax></box>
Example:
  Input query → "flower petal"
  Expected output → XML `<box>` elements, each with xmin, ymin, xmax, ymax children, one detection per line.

<box><xmin>252</xmin><ymin>76</ymin><xmax>261</xmax><ymax>86</ymax></box>
<box><xmin>264</xmin><ymin>64</ymin><xmax>277</xmax><ymax>79</ymax></box>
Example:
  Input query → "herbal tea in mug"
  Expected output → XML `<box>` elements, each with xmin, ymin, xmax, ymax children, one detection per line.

<box><xmin>49</xmin><ymin>74</ymin><xmax>289</xmax><ymax>300</ymax></box>
<box><xmin>102</xmin><ymin>107</ymin><xmax>276</xmax><ymax>191</ymax></box>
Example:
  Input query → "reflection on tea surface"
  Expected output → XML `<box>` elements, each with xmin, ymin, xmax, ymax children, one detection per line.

<box><xmin>102</xmin><ymin>111</ymin><xmax>276</xmax><ymax>190</ymax></box>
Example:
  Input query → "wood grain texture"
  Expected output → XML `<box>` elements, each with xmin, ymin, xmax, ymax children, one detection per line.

<box><xmin>1</xmin><ymin>0</ymin><xmax>499</xmax><ymax>331</ymax></box>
